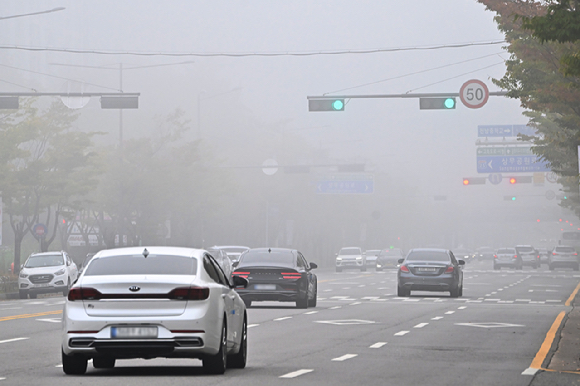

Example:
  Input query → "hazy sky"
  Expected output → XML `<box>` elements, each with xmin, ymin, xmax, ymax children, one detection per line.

<box><xmin>0</xmin><ymin>1</ymin><xmax>564</xmax><ymax>246</ymax></box>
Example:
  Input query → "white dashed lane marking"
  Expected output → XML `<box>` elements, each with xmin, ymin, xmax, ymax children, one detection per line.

<box><xmin>445</xmin><ymin>311</ymin><xmax>455</xmax><ymax>315</ymax></box>
<box><xmin>370</xmin><ymin>342</ymin><xmax>387</xmax><ymax>348</ymax></box>
<box><xmin>280</xmin><ymin>369</ymin><xmax>313</xmax><ymax>378</ymax></box>
<box><xmin>431</xmin><ymin>316</ymin><xmax>444</xmax><ymax>320</ymax></box>
<box><xmin>304</xmin><ymin>311</ymin><xmax>318</xmax><ymax>314</ymax></box>
<box><xmin>332</xmin><ymin>354</ymin><xmax>358</xmax><ymax>361</ymax></box>
<box><xmin>274</xmin><ymin>317</ymin><xmax>292</xmax><ymax>321</ymax></box>
<box><xmin>248</xmin><ymin>324</ymin><xmax>259</xmax><ymax>328</ymax></box>
<box><xmin>458</xmin><ymin>306</ymin><xmax>467</xmax><ymax>310</ymax></box>
<box><xmin>0</xmin><ymin>338</ymin><xmax>29</xmax><ymax>344</ymax></box>
<box><xmin>414</xmin><ymin>323</ymin><xmax>428</xmax><ymax>328</ymax></box>
<box><xmin>394</xmin><ymin>331</ymin><xmax>409</xmax><ymax>336</ymax></box>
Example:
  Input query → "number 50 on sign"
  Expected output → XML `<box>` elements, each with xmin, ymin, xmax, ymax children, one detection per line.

<box><xmin>459</xmin><ymin>79</ymin><xmax>489</xmax><ymax>109</ymax></box>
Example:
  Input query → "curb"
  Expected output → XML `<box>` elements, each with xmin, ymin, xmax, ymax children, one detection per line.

<box><xmin>0</xmin><ymin>292</ymin><xmax>19</xmax><ymax>300</ymax></box>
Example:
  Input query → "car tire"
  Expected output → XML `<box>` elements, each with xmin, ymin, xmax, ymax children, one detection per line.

<box><xmin>549</xmin><ymin>264</ymin><xmax>554</xmax><ymax>271</ymax></box>
<box><xmin>296</xmin><ymin>292</ymin><xmax>308</xmax><ymax>309</ymax></box>
<box><xmin>376</xmin><ymin>267</ymin><xmax>382</xmax><ymax>272</ymax></box>
<box><xmin>493</xmin><ymin>265</ymin><xmax>499</xmax><ymax>270</ymax></box>
<box><xmin>63</xmin><ymin>278</ymin><xmax>70</xmax><ymax>297</ymax></box>
<box><xmin>308</xmin><ymin>282</ymin><xmax>317</xmax><ymax>308</ymax></box>
<box><xmin>575</xmin><ymin>265</ymin><xmax>580</xmax><ymax>272</ymax></box>
<box><xmin>243</xmin><ymin>298</ymin><xmax>252</xmax><ymax>308</ymax></box>
<box><xmin>335</xmin><ymin>267</ymin><xmax>342</xmax><ymax>273</ymax></box>
<box><xmin>361</xmin><ymin>266</ymin><xmax>367</xmax><ymax>272</ymax></box>
<box><xmin>62</xmin><ymin>349</ymin><xmax>87</xmax><ymax>375</ymax></box>
<box><xmin>227</xmin><ymin>315</ymin><xmax>247</xmax><ymax>369</ymax></box>
<box><xmin>450</xmin><ymin>286</ymin><xmax>459</xmax><ymax>298</ymax></box>
<box><xmin>93</xmin><ymin>356</ymin><xmax>115</xmax><ymax>369</ymax></box>
<box><xmin>397</xmin><ymin>285</ymin><xmax>409</xmax><ymax>297</ymax></box>
<box><xmin>517</xmin><ymin>265</ymin><xmax>523</xmax><ymax>270</ymax></box>
<box><xmin>203</xmin><ymin>321</ymin><xmax>227</xmax><ymax>374</ymax></box>
<box><xmin>29</xmin><ymin>292</ymin><xmax>37</xmax><ymax>299</ymax></box>
<box><xmin>19</xmin><ymin>291</ymin><xmax>27</xmax><ymax>299</ymax></box>
<box><xmin>458</xmin><ymin>285</ymin><xmax>463</xmax><ymax>297</ymax></box>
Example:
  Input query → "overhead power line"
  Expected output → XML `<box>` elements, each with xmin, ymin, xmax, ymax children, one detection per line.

<box><xmin>0</xmin><ymin>40</ymin><xmax>505</xmax><ymax>58</ymax></box>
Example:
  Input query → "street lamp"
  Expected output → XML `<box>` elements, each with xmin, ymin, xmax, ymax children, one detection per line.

<box><xmin>197</xmin><ymin>87</ymin><xmax>242</xmax><ymax>139</ymax></box>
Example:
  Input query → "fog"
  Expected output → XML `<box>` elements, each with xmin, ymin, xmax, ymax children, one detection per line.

<box><xmin>0</xmin><ymin>1</ymin><xmax>567</xmax><ymax>265</ymax></box>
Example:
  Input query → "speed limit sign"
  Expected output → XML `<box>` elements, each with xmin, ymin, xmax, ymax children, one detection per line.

<box><xmin>459</xmin><ymin>79</ymin><xmax>489</xmax><ymax>109</ymax></box>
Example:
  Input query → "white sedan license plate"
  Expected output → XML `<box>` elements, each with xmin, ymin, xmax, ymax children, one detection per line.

<box><xmin>254</xmin><ymin>284</ymin><xmax>276</xmax><ymax>290</ymax></box>
<box><xmin>32</xmin><ymin>284</ymin><xmax>50</xmax><ymax>288</ymax></box>
<box><xmin>111</xmin><ymin>326</ymin><xmax>158</xmax><ymax>339</ymax></box>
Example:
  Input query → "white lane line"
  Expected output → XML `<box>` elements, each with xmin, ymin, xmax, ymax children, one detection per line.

<box><xmin>304</xmin><ymin>311</ymin><xmax>318</xmax><ymax>315</ymax></box>
<box><xmin>36</xmin><ymin>318</ymin><xmax>60</xmax><ymax>323</ymax></box>
<box><xmin>458</xmin><ymin>306</ymin><xmax>467</xmax><ymax>310</ymax></box>
<box><xmin>329</xmin><ymin>306</ymin><xmax>342</xmax><ymax>310</ymax></box>
<box><xmin>414</xmin><ymin>323</ymin><xmax>428</xmax><ymax>328</ymax></box>
<box><xmin>350</xmin><ymin>302</ymin><xmax>362</xmax><ymax>306</ymax></box>
<box><xmin>546</xmin><ymin>300</ymin><xmax>562</xmax><ymax>303</ymax></box>
<box><xmin>445</xmin><ymin>311</ymin><xmax>455</xmax><ymax>315</ymax></box>
<box><xmin>323</xmin><ymin>289</ymin><xmax>333</xmax><ymax>292</ymax></box>
<box><xmin>431</xmin><ymin>316</ymin><xmax>444</xmax><ymax>320</ymax></box>
<box><xmin>280</xmin><ymin>369</ymin><xmax>314</xmax><ymax>378</ymax></box>
<box><xmin>332</xmin><ymin>354</ymin><xmax>358</xmax><ymax>361</ymax></box>
<box><xmin>248</xmin><ymin>324</ymin><xmax>259</xmax><ymax>328</ymax></box>
<box><xmin>274</xmin><ymin>317</ymin><xmax>292</xmax><ymax>321</ymax></box>
<box><xmin>361</xmin><ymin>296</ymin><xmax>380</xmax><ymax>300</ymax></box>
<box><xmin>516</xmin><ymin>299</ymin><xmax>532</xmax><ymax>302</ymax></box>
<box><xmin>403</xmin><ymin>299</ymin><xmax>420</xmax><ymax>302</ymax></box>
<box><xmin>394</xmin><ymin>331</ymin><xmax>409</xmax><ymax>336</ymax></box>
<box><xmin>370</xmin><ymin>342</ymin><xmax>387</xmax><ymax>349</ymax></box>
<box><xmin>0</xmin><ymin>377</ymin><xmax>5</xmax><ymax>380</ymax></box>
<box><xmin>521</xmin><ymin>368</ymin><xmax>539</xmax><ymax>376</ymax></box>
<box><xmin>0</xmin><ymin>308</ymin><xmax>22</xmax><ymax>311</ymax></box>
<box><xmin>0</xmin><ymin>338</ymin><xmax>29</xmax><ymax>344</ymax></box>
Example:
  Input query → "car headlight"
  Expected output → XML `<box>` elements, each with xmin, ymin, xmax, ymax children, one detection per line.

<box><xmin>19</xmin><ymin>272</ymin><xmax>28</xmax><ymax>279</ymax></box>
<box><xmin>54</xmin><ymin>268</ymin><xmax>66</xmax><ymax>276</ymax></box>
<box><xmin>336</xmin><ymin>257</ymin><xmax>342</xmax><ymax>261</ymax></box>
<box><xmin>356</xmin><ymin>256</ymin><xmax>362</xmax><ymax>260</ymax></box>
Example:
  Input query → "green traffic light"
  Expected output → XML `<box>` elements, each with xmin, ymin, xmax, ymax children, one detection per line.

<box><xmin>444</xmin><ymin>98</ymin><xmax>455</xmax><ymax>109</ymax></box>
<box><xmin>512</xmin><ymin>196</ymin><xmax>516</xmax><ymax>201</ymax></box>
<box><xmin>332</xmin><ymin>100</ymin><xmax>344</xmax><ymax>111</ymax></box>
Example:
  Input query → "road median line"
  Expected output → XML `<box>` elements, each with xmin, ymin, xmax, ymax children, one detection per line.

<box><xmin>0</xmin><ymin>310</ymin><xmax>62</xmax><ymax>322</ymax></box>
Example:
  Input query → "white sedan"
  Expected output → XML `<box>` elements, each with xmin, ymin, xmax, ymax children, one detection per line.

<box><xmin>61</xmin><ymin>246</ymin><xmax>249</xmax><ymax>375</ymax></box>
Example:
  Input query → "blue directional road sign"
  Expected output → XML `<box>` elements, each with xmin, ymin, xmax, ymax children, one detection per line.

<box><xmin>477</xmin><ymin>155</ymin><xmax>550</xmax><ymax>173</ymax></box>
<box><xmin>477</xmin><ymin>124</ymin><xmax>537</xmax><ymax>138</ymax></box>
<box><xmin>316</xmin><ymin>177</ymin><xmax>374</xmax><ymax>194</ymax></box>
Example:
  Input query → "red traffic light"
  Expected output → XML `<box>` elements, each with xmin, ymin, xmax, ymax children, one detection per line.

<box><xmin>463</xmin><ymin>179</ymin><xmax>470</xmax><ymax>185</ymax></box>
<box><xmin>509</xmin><ymin>177</ymin><xmax>517</xmax><ymax>184</ymax></box>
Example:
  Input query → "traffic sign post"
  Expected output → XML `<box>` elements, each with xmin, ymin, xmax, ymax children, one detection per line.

<box><xmin>460</xmin><ymin>79</ymin><xmax>489</xmax><ymax>109</ymax></box>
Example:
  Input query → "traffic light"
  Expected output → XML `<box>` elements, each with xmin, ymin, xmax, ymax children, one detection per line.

<box><xmin>308</xmin><ymin>99</ymin><xmax>345</xmax><ymax>112</ymax></box>
<box><xmin>509</xmin><ymin>177</ymin><xmax>517</xmax><ymax>184</ymax></box>
<box><xmin>504</xmin><ymin>196</ymin><xmax>517</xmax><ymax>201</ymax></box>
<box><xmin>507</xmin><ymin>176</ymin><xmax>533</xmax><ymax>184</ymax></box>
<box><xmin>462</xmin><ymin>177</ymin><xmax>486</xmax><ymax>185</ymax></box>
<box><xmin>419</xmin><ymin>97</ymin><xmax>456</xmax><ymax>110</ymax></box>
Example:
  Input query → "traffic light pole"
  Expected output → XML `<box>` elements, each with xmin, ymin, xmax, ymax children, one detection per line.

<box><xmin>307</xmin><ymin>91</ymin><xmax>508</xmax><ymax>100</ymax></box>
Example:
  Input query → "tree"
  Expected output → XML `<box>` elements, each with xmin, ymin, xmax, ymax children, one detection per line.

<box><xmin>0</xmin><ymin>98</ymin><xmax>100</xmax><ymax>273</ymax></box>
<box><xmin>478</xmin><ymin>0</ymin><xmax>580</xmax><ymax>216</ymax></box>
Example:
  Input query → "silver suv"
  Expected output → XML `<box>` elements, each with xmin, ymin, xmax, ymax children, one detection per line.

<box><xmin>515</xmin><ymin>245</ymin><xmax>540</xmax><ymax>269</ymax></box>
<box><xmin>18</xmin><ymin>251</ymin><xmax>78</xmax><ymax>299</ymax></box>
<box><xmin>335</xmin><ymin>247</ymin><xmax>366</xmax><ymax>272</ymax></box>
<box><xmin>549</xmin><ymin>245</ymin><xmax>579</xmax><ymax>271</ymax></box>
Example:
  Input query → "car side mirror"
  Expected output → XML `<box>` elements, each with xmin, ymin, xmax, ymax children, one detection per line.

<box><xmin>20</xmin><ymin>264</ymin><xmax>23</xmax><ymax>270</ymax></box>
<box><xmin>309</xmin><ymin>262</ymin><xmax>318</xmax><ymax>269</ymax></box>
<box><xmin>232</xmin><ymin>275</ymin><xmax>249</xmax><ymax>288</ymax></box>
<box><xmin>458</xmin><ymin>260</ymin><xmax>465</xmax><ymax>265</ymax></box>
<box><xmin>232</xmin><ymin>261</ymin><xmax>239</xmax><ymax>268</ymax></box>
<box><xmin>398</xmin><ymin>258</ymin><xmax>404</xmax><ymax>264</ymax></box>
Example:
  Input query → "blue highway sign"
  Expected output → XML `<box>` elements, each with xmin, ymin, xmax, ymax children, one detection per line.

<box><xmin>478</xmin><ymin>124</ymin><xmax>537</xmax><ymax>138</ymax></box>
<box><xmin>317</xmin><ymin>180</ymin><xmax>374</xmax><ymax>194</ymax></box>
<box><xmin>477</xmin><ymin>155</ymin><xmax>550</xmax><ymax>173</ymax></box>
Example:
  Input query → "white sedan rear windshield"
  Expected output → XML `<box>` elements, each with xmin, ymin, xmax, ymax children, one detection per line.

<box><xmin>555</xmin><ymin>247</ymin><xmax>576</xmax><ymax>253</ymax></box>
<box><xmin>25</xmin><ymin>254</ymin><xmax>64</xmax><ymax>268</ymax></box>
<box><xmin>497</xmin><ymin>249</ymin><xmax>515</xmax><ymax>254</ymax></box>
<box><xmin>84</xmin><ymin>255</ymin><xmax>197</xmax><ymax>276</ymax></box>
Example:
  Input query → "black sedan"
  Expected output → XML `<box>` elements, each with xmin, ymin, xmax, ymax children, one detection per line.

<box><xmin>397</xmin><ymin>248</ymin><xmax>465</xmax><ymax>298</ymax></box>
<box><xmin>232</xmin><ymin>248</ymin><xmax>317</xmax><ymax>309</ymax></box>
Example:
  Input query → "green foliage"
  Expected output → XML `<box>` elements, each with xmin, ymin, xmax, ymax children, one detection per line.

<box><xmin>479</xmin><ymin>0</ymin><xmax>580</xmax><ymax>215</ymax></box>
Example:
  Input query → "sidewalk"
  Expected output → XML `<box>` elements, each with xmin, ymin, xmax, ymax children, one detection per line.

<box><xmin>531</xmin><ymin>284</ymin><xmax>580</xmax><ymax>385</ymax></box>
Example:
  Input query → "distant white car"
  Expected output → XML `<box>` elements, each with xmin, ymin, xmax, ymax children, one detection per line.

<box><xmin>211</xmin><ymin>246</ymin><xmax>250</xmax><ymax>263</ymax></box>
<box><xmin>61</xmin><ymin>246</ymin><xmax>249</xmax><ymax>375</ymax></box>
<box><xmin>18</xmin><ymin>251</ymin><xmax>78</xmax><ymax>299</ymax></box>
<box><xmin>335</xmin><ymin>247</ymin><xmax>366</xmax><ymax>272</ymax></box>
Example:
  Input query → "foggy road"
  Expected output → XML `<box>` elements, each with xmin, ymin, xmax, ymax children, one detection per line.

<box><xmin>0</xmin><ymin>261</ymin><xmax>577</xmax><ymax>385</ymax></box>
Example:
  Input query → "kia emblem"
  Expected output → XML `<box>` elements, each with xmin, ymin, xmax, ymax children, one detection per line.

<box><xmin>129</xmin><ymin>286</ymin><xmax>140</xmax><ymax>292</ymax></box>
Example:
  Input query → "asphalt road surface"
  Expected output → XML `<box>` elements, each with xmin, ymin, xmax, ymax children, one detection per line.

<box><xmin>1</xmin><ymin>260</ymin><xmax>578</xmax><ymax>386</ymax></box>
